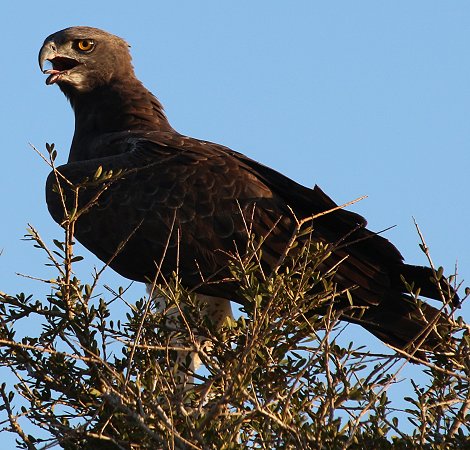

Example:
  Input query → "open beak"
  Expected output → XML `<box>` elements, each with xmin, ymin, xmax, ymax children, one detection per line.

<box><xmin>39</xmin><ymin>42</ymin><xmax>80</xmax><ymax>85</ymax></box>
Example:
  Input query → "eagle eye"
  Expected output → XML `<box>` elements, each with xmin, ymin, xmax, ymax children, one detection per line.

<box><xmin>75</xmin><ymin>39</ymin><xmax>95</xmax><ymax>52</ymax></box>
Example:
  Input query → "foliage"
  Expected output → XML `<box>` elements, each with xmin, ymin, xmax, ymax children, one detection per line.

<box><xmin>0</xmin><ymin>145</ymin><xmax>469</xmax><ymax>449</ymax></box>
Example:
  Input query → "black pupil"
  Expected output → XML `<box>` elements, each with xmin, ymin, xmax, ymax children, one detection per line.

<box><xmin>81</xmin><ymin>40</ymin><xmax>91</xmax><ymax>49</ymax></box>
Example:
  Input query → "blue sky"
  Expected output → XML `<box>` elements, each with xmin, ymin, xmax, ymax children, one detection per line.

<box><xmin>1</xmin><ymin>1</ymin><xmax>469</xmax><ymax>445</ymax></box>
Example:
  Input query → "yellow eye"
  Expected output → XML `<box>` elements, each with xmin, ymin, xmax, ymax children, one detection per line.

<box><xmin>76</xmin><ymin>39</ymin><xmax>95</xmax><ymax>52</ymax></box>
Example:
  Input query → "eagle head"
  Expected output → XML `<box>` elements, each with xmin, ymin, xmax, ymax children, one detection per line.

<box><xmin>39</xmin><ymin>26</ymin><xmax>133</xmax><ymax>94</ymax></box>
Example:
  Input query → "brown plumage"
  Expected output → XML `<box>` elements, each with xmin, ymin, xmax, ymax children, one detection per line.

<box><xmin>39</xmin><ymin>26</ymin><xmax>457</xmax><ymax>357</ymax></box>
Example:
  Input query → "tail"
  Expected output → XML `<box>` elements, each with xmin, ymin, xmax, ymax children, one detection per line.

<box><xmin>343</xmin><ymin>263</ymin><xmax>459</xmax><ymax>359</ymax></box>
<box><xmin>350</xmin><ymin>295</ymin><xmax>452</xmax><ymax>359</ymax></box>
<box><xmin>293</xmin><ymin>185</ymin><xmax>459</xmax><ymax>359</ymax></box>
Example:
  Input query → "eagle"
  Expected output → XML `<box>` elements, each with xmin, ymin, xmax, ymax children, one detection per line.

<box><xmin>38</xmin><ymin>26</ymin><xmax>457</xmax><ymax>360</ymax></box>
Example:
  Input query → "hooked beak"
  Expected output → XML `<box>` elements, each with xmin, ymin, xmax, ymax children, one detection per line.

<box><xmin>39</xmin><ymin>42</ymin><xmax>80</xmax><ymax>85</ymax></box>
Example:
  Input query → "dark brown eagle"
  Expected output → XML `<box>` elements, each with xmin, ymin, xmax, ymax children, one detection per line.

<box><xmin>39</xmin><ymin>26</ymin><xmax>457</xmax><ymax>357</ymax></box>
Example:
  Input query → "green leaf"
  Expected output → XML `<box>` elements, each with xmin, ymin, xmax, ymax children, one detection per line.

<box><xmin>93</xmin><ymin>165</ymin><xmax>103</xmax><ymax>180</ymax></box>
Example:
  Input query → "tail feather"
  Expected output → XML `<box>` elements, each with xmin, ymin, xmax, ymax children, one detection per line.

<box><xmin>347</xmin><ymin>296</ymin><xmax>453</xmax><ymax>359</ymax></box>
<box><xmin>324</xmin><ymin>250</ymin><xmax>458</xmax><ymax>357</ymax></box>
<box><xmin>392</xmin><ymin>263</ymin><xmax>460</xmax><ymax>306</ymax></box>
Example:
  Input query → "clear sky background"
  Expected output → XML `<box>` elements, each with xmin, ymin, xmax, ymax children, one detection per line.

<box><xmin>1</xmin><ymin>1</ymin><xmax>469</xmax><ymax>445</ymax></box>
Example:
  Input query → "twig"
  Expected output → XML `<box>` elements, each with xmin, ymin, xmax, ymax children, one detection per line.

<box><xmin>0</xmin><ymin>385</ymin><xmax>38</xmax><ymax>450</ymax></box>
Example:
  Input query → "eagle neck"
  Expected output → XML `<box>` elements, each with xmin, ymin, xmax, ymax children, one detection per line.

<box><xmin>67</xmin><ymin>78</ymin><xmax>174</xmax><ymax>161</ymax></box>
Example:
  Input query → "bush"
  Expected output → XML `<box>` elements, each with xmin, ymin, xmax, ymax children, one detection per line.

<box><xmin>0</xmin><ymin>150</ymin><xmax>468</xmax><ymax>449</ymax></box>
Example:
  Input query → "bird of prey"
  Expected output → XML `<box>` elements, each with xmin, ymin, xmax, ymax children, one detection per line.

<box><xmin>39</xmin><ymin>26</ymin><xmax>457</xmax><ymax>359</ymax></box>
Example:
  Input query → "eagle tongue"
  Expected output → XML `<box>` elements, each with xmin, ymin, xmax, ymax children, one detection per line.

<box><xmin>44</xmin><ymin>70</ymin><xmax>62</xmax><ymax>85</ymax></box>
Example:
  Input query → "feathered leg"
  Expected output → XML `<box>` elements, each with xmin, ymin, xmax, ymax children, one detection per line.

<box><xmin>147</xmin><ymin>285</ymin><xmax>233</xmax><ymax>385</ymax></box>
